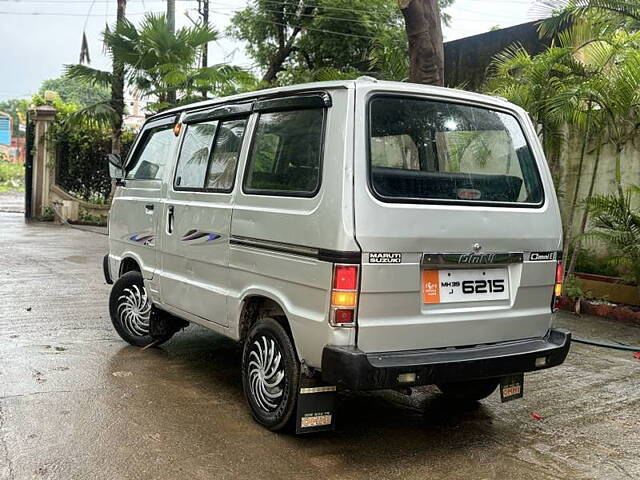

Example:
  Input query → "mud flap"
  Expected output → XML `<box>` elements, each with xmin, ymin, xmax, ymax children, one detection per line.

<box><xmin>149</xmin><ymin>306</ymin><xmax>189</xmax><ymax>337</ymax></box>
<box><xmin>500</xmin><ymin>373</ymin><xmax>524</xmax><ymax>403</ymax></box>
<box><xmin>295</xmin><ymin>375</ymin><xmax>337</xmax><ymax>434</ymax></box>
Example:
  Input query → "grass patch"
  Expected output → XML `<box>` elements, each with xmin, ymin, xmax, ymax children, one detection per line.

<box><xmin>0</xmin><ymin>161</ymin><xmax>25</xmax><ymax>192</ymax></box>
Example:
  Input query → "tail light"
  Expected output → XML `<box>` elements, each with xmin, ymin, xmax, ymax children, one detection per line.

<box><xmin>330</xmin><ymin>264</ymin><xmax>359</xmax><ymax>327</ymax></box>
<box><xmin>552</xmin><ymin>261</ymin><xmax>563</xmax><ymax>311</ymax></box>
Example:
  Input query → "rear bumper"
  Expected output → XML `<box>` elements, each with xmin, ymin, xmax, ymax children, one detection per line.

<box><xmin>321</xmin><ymin>328</ymin><xmax>571</xmax><ymax>390</ymax></box>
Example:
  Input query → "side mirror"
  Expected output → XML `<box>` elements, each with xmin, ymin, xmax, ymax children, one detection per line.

<box><xmin>107</xmin><ymin>153</ymin><xmax>125</xmax><ymax>184</ymax></box>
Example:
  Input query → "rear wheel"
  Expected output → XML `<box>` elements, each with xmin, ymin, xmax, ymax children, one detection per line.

<box><xmin>437</xmin><ymin>378</ymin><xmax>499</xmax><ymax>402</ymax></box>
<box><xmin>241</xmin><ymin>317</ymin><xmax>300</xmax><ymax>431</ymax></box>
<box><xmin>109</xmin><ymin>271</ymin><xmax>174</xmax><ymax>347</ymax></box>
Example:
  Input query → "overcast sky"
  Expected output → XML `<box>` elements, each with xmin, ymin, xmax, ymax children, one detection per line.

<box><xmin>0</xmin><ymin>0</ymin><xmax>538</xmax><ymax>101</ymax></box>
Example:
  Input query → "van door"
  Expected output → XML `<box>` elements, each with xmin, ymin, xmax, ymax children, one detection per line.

<box><xmin>353</xmin><ymin>90</ymin><xmax>562</xmax><ymax>354</ymax></box>
<box><xmin>158</xmin><ymin>108</ymin><xmax>250</xmax><ymax>326</ymax></box>
<box><xmin>109</xmin><ymin>117</ymin><xmax>178</xmax><ymax>280</ymax></box>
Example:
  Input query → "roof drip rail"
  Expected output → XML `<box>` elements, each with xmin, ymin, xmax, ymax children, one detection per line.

<box><xmin>254</xmin><ymin>93</ymin><xmax>332</xmax><ymax>113</ymax></box>
<box><xmin>183</xmin><ymin>102</ymin><xmax>255</xmax><ymax>124</ymax></box>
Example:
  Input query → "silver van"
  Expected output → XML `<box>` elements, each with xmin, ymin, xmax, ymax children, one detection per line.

<box><xmin>104</xmin><ymin>79</ymin><xmax>570</xmax><ymax>433</ymax></box>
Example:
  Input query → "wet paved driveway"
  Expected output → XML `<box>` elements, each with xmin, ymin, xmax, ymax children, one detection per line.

<box><xmin>1</xmin><ymin>212</ymin><xmax>639</xmax><ymax>479</ymax></box>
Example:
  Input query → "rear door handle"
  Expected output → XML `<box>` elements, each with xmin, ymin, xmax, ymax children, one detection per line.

<box><xmin>145</xmin><ymin>203</ymin><xmax>154</xmax><ymax>214</ymax></box>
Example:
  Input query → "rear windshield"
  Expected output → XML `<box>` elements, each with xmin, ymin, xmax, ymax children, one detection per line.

<box><xmin>368</xmin><ymin>96</ymin><xmax>544</xmax><ymax>206</ymax></box>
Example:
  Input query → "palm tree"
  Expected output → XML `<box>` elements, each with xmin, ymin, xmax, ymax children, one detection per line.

<box><xmin>583</xmin><ymin>186</ymin><xmax>640</xmax><ymax>296</ymax></box>
<box><xmin>485</xmin><ymin>44</ymin><xmax>585</xmax><ymax>181</ymax></box>
<box><xmin>65</xmin><ymin>13</ymin><xmax>256</xmax><ymax>120</ymax></box>
<box><xmin>534</xmin><ymin>0</ymin><xmax>640</xmax><ymax>38</ymax></box>
<box><xmin>487</xmin><ymin>13</ymin><xmax>640</xmax><ymax>275</ymax></box>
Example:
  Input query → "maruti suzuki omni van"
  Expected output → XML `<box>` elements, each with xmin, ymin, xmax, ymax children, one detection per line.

<box><xmin>104</xmin><ymin>78</ymin><xmax>570</xmax><ymax>433</ymax></box>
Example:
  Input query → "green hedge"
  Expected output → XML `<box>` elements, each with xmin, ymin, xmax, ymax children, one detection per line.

<box><xmin>0</xmin><ymin>161</ymin><xmax>25</xmax><ymax>192</ymax></box>
<box><xmin>51</xmin><ymin>126</ymin><xmax>135</xmax><ymax>203</ymax></box>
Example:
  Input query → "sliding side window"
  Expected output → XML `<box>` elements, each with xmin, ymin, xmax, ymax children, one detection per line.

<box><xmin>174</xmin><ymin>121</ymin><xmax>218</xmax><ymax>189</ymax></box>
<box><xmin>174</xmin><ymin>118</ymin><xmax>248</xmax><ymax>191</ymax></box>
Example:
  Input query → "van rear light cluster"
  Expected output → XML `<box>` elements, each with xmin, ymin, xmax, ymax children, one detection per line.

<box><xmin>330</xmin><ymin>264</ymin><xmax>359</xmax><ymax>327</ymax></box>
<box><xmin>552</xmin><ymin>261</ymin><xmax>563</xmax><ymax>311</ymax></box>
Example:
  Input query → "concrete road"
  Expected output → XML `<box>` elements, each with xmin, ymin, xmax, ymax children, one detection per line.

<box><xmin>0</xmin><ymin>191</ymin><xmax>24</xmax><ymax>214</ymax></box>
<box><xmin>1</xmin><ymin>212</ymin><xmax>639</xmax><ymax>480</ymax></box>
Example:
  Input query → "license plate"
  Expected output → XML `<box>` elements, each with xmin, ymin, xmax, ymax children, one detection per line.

<box><xmin>500</xmin><ymin>374</ymin><xmax>524</xmax><ymax>403</ymax></box>
<box><xmin>422</xmin><ymin>268</ymin><xmax>509</xmax><ymax>304</ymax></box>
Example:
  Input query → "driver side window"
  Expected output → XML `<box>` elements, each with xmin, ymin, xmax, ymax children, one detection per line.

<box><xmin>126</xmin><ymin>124</ymin><xmax>176</xmax><ymax>181</ymax></box>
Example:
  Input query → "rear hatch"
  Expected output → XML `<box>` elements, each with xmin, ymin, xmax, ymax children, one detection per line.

<box><xmin>353</xmin><ymin>88</ymin><xmax>562</xmax><ymax>354</ymax></box>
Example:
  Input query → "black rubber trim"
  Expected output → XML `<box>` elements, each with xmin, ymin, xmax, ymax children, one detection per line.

<box><xmin>254</xmin><ymin>93</ymin><xmax>332</xmax><ymax>113</ymax></box>
<box><xmin>321</xmin><ymin>328</ymin><xmax>571</xmax><ymax>390</ymax></box>
<box><xmin>318</xmin><ymin>249</ymin><xmax>361</xmax><ymax>264</ymax></box>
<box><xmin>182</xmin><ymin>102</ymin><xmax>254</xmax><ymax>124</ymax></box>
<box><xmin>103</xmin><ymin>254</ymin><xmax>113</xmax><ymax>285</ymax></box>
<box><xmin>230</xmin><ymin>236</ymin><xmax>360</xmax><ymax>264</ymax></box>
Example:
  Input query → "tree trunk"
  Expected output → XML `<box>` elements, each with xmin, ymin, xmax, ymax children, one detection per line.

<box><xmin>166</xmin><ymin>0</ymin><xmax>177</xmax><ymax>106</ymax></box>
<box><xmin>200</xmin><ymin>0</ymin><xmax>209</xmax><ymax>99</ymax></box>
<box><xmin>111</xmin><ymin>0</ymin><xmax>126</xmax><ymax>157</ymax></box>
<box><xmin>110</xmin><ymin>0</ymin><xmax>126</xmax><ymax>201</ymax></box>
<box><xmin>167</xmin><ymin>0</ymin><xmax>175</xmax><ymax>33</ymax></box>
<box><xmin>398</xmin><ymin>0</ymin><xmax>444</xmax><ymax>86</ymax></box>
<box><xmin>202</xmin><ymin>0</ymin><xmax>208</xmax><ymax>69</ymax></box>
<box><xmin>563</xmin><ymin>121</ymin><xmax>590</xmax><ymax>266</ymax></box>
<box><xmin>262</xmin><ymin>45</ymin><xmax>296</xmax><ymax>84</ymax></box>
<box><xmin>261</xmin><ymin>5</ymin><xmax>316</xmax><ymax>84</ymax></box>
<box><xmin>615</xmin><ymin>142</ymin><xmax>624</xmax><ymax>197</ymax></box>
<box><xmin>567</xmin><ymin>144</ymin><xmax>602</xmax><ymax>276</ymax></box>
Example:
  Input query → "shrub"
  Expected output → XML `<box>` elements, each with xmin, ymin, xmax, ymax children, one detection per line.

<box><xmin>563</xmin><ymin>275</ymin><xmax>592</xmax><ymax>300</ymax></box>
<box><xmin>572</xmin><ymin>249</ymin><xmax>621</xmax><ymax>278</ymax></box>
<box><xmin>584</xmin><ymin>186</ymin><xmax>640</xmax><ymax>290</ymax></box>
<box><xmin>0</xmin><ymin>161</ymin><xmax>25</xmax><ymax>192</ymax></box>
<box><xmin>50</xmin><ymin>125</ymin><xmax>135</xmax><ymax>202</ymax></box>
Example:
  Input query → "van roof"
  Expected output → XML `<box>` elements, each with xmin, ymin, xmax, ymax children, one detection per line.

<box><xmin>149</xmin><ymin>78</ymin><xmax>516</xmax><ymax>122</ymax></box>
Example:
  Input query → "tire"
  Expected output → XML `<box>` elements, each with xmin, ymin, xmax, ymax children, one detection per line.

<box><xmin>437</xmin><ymin>378</ymin><xmax>499</xmax><ymax>402</ymax></box>
<box><xmin>109</xmin><ymin>271</ymin><xmax>173</xmax><ymax>347</ymax></box>
<box><xmin>241</xmin><ymin>317</ymin><xmax>300</xmax><ymax>431</ymax></box>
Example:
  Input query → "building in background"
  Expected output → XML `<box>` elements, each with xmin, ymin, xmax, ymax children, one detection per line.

<box><xmin>0</xmin><ymin>111</ymin><xmax>26</xmax><ymax>163</ymax></box>
<box><xmin>123</xmin><ymin>89</ymin><xmax>148</xmax><ymax>131</ymax></box>
<box><xmin>444</xmin><ymin>21</ymin><xmax>551</xmax><ymax>91</ymax></box>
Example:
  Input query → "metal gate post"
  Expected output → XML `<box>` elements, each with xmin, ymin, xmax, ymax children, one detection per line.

<box><xmin>24</xmin><ymin>118</ymin><xmax>34</xmax><ymax>219</ymax></box>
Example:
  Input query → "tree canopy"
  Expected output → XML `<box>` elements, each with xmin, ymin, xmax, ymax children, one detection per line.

<box><xmin>65</xmin><ymin>13</ymin><xmax>256</xmax><ymax>118</ymax></box>
<box><xmin>39</xmin><ymin>76</ymin><xmax>109</xmax><ymax>108</ymax></box>
<box><xmin>228</xmin><ymin>0</ymin><xmax>453</xmax><ymax>84</ymax></box>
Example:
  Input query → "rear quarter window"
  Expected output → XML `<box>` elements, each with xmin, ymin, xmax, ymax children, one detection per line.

<box><xmin>368</xmin><ymin>96</ymin><xmax>544</xmax><ymax>207</ymax></box>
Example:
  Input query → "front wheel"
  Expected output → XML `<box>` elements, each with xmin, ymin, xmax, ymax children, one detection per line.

<box><xmin>241</xmin><ymin>318</ymin><xmax>300</xmax><ymax>431</ymax></box>
<box><xmin>437</xmin><ymin>378</ymin><xmax>499</xmax><ymax>402</ymax></box>
<box><xmin>109</xmin><ymin>271</ymin><xmax>174</xmax><ymax>347</ymax></box>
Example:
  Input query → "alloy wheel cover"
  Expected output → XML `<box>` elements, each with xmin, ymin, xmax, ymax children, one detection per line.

<box><xmin>117</xmin><ymin>284</ymin><xmax>151</xmax><ymax>337</ymax></box>
<box><xmin>248</xmin><ymin>335</ymin><xmax>286</xmax><ymax>412</ymax></box>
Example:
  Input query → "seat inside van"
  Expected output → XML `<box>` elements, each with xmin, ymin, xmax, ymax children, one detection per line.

<box><xmin>371</xmin><ymin>167</ymin><xmax>524</xmax><ymax>202</ymax></box>
<box><xmin>249</xmin><ymin>134</ymin><xmax>320</xmax><ymax>193</ymax></box>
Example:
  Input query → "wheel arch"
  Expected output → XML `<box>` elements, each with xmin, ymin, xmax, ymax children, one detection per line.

<box><xmin>238</xmin><ymin>293</ymin><xmax>295</xmax><ymax>351</ymax></box>
<box><xmin>118</xmin><ymin>253</ymin><xmax>144</xmax><ymax>278</ymax></box>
